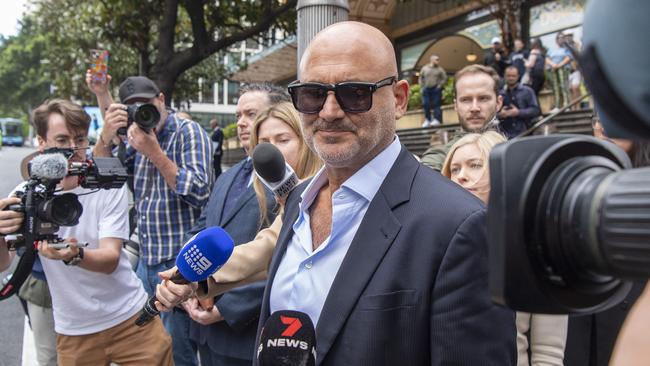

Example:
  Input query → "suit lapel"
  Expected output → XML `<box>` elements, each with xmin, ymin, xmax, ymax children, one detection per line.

<box><xmin>314</xmin><ymin>147</ymin><xmax>417</xmax><ymax>364</ymax></box>
<box><xmin>220</xmin><ymin>187</ymin><xmax>255</xmax><ymax>226</ymax></box>
<box><xmin>214</xmin><ymin>160</ymin><xmax>244</xmax><ymax>224</ymax></box>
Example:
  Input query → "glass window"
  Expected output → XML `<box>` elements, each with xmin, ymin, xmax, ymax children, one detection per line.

<box><xmin>530</xmin><ymin>0</ymin><xmax>586</xmax><ymax>37</ymax></box>
<box><xmin>400</xmin><ymin>41</ymin><xmax>430</xmax><ymax>72</ymax></box>
<box><xmin>227</xmin><ymin>80</ymin><xmax>240</xmax><ymax>105</ymax></box>
<box><xmin>457</xmin><ymin>19</ymin><xmax>500</xmax><ymax>49</ymax></box>
<box><xmin>201</xmin><ymin>80</ymin><xmax>215</xmax><ymax>104</ymax></box>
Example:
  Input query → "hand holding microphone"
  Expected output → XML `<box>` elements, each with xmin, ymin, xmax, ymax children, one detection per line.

<box><xmin>135</xmin><ymin>226</ymin><xmax>234</xmax><ymax>326</ymax></box>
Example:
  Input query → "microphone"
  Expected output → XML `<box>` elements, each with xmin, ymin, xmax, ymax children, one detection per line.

<box><xmin>29</xmin><ymin>153</ymin><xmax>69</xmax><ymax>180</ymax></box>
<box><xmin>135</xmin><ymin>226</ymin><xmax>234</xmax><ymax>326</ymax></box>
<box><xmin>252</xmin><ymin>143</ymin><xmax>299</xmax><ymax>199</ymax></box>
<box><xmin>257</xmin><ymin>310</ymin><xmax>316</xmax><ymax>366</ymax></box>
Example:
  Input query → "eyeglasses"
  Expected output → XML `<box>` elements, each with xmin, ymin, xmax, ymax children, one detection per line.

<box><xmin>51</xmin><ymin>136</ymin><xmax>89</xmax><ymax>149</ymax></box>
<box><xmin>287</xmin><ymin>76</ymin><xmax>397</xmax><ymax>114</ymax></box>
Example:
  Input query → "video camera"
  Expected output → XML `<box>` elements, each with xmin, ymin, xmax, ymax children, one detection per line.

<box><xmin>488</xmin><ymin>0</ymin><xmax>650</xmax><ymax>314</ymax></box>
<box><xmin>0</xmin><ymin>148</ymin><xmax>127</xmax><ymax>300</ymax></box>
<box><xmin>117</xmin><ymin>103</ymin><xmax>160</xmax><ymax>135</ymax></box>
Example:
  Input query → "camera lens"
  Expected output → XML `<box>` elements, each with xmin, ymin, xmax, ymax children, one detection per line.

<box><xmin>38</xmin><ymin>193</ymin><xmax>83</xmax><ymax>226</ymax></box>
<box><xmin>133</xmin><ymin>104</ymin><xmax>160</xmax><ymax>132</ymax></box>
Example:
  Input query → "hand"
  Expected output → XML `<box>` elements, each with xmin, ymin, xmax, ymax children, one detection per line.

<box><xmin>495</xmin><ymin>53</ymin><xmax>501</xmax><ymax>61</ymax></box>
<box><xmin>38</xmin><ymin>238</ymin><xmax>79</xmax><ymax>262</ymax></box>
<box><xmin>275</xmin><ymin>195</ymin><xmax>287</xmax><ymax>208</ymax></box>
<box><xmin>154</xmin><ymin>267</ymin><xmax>197</xmax><ymax>312</ymax></box>
<box><xmin>508</xmin><ymin>106</ymin><xmax>519</xmax><ymax>117</ymax></box>
<box><xmin>0</xmin><ymin>197</ymin><xmax>23</xmax><ymax>235</ymax></box>
<box><xmin>551</xmin><ymin>63</ymin><xmax>559</xmax><ymax>71</ymax></box>
<box><xmin>102</xmin><ymin>104</ymin><xmax>128</xmax><ymax>143</ymax></box>
<box><xmin>127</xmin><ymin>123</ymin><xmax>162</xmax><ymax>159</ymax></box>
<box><xmin>183</xmin><ymin>297</ymin><xmax>225</xmax><ymax>325</ymax></box>
<box><xmin>85</xmin><ymin>69</ymin><xmax>112</xmax><ymax>97</ymax></box>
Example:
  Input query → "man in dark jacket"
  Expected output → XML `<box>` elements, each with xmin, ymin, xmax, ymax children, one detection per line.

<box><xmin>498</xmin><ymin>66</ymin><xmax>541</xmax><ymax>138</ymax></box>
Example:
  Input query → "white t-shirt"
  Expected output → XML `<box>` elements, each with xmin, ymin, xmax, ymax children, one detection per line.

<box><xmin>36</xmin><ymin>185</ymin><xmax>147</xmax><ymax>335</ymax></box>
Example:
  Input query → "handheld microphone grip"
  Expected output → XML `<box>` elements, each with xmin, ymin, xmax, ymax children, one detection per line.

<box><xmin>134</xmin><ymin>227</ymin><xmax>234</xmax><ymax>327</ymax></box>
<box><xmin>134</xmin><ymin>271</ymin><xmax>187</xmax><ymax>326</ymax></box>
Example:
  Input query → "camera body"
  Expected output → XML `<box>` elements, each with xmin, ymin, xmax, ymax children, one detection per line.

<box><xmin>488</xmin><ymin>135</ymin><xmax>650</xmax><ymax>314</ymax></box>
<box><xmin>117</xmin><ymin>103</ymin><xmax>160</xmax><ymax>135</ymax></box>
<box><xmin>0</xmin><ymin>149</ymin><xmax>128</xmax><ymax>300</ymax></box>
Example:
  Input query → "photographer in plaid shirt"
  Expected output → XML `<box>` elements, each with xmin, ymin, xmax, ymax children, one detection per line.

<box><xmin>90</xmin><ymin>75</ymin><xmax>212</xmax><ymax>366</ymax></box>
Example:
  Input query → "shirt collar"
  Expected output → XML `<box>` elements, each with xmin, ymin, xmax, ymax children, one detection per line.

<box><xmin>299</xmin><ymin>136</ymin><xmax>402</xmax><ymax>208</ymax></box>
<box><xmin>157</xmin><ymin>112</ymin><xmax>178</xmax><ymax>140</ymax></box>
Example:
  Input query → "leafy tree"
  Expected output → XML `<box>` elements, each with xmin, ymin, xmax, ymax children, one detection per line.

<box><xmin>0</xmin><ymin>16</ymin><xmax>50</xmax><ymax>118</ymax></box>
<box><xmin>32</xmin><ymin>0</ymin><xmax>297</xmax><ymax>105</ymax></box>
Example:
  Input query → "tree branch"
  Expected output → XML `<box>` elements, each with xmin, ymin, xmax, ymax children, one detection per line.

<box><xmin>158</xmin><ymin>0</ymin><xmax>179</xmax><ymax>62</ymax></box>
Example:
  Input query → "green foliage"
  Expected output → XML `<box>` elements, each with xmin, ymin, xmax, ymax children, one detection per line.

<box><xmin>408</xmin><ymin>84</ymin><xmax>422</xmax><ymax>110</ymax></box>
<box><xmin>0</xmin><ymin>0</ymin><xmax>297</xmax><ymax>114</ymax></box>
<box><xmin>0</xmin><ymin>17</ymin><xmax>50</xmax><ymax>117</ymax></box>
<box><xmin>442</xmin><ymin>76</ymin><xmax>455</xmax><ymax>106</ymax></box>
<box><xmin>223</xmin><ymin>123</ymin><xmax>238</xmax><ymax>139</ymax></box>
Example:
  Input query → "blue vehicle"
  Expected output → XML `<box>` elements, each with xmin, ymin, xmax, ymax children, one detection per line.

<box><xmin>0</xmin><ymin>118</ymin><xmax>24</xmax><ymax>146</ymax></box>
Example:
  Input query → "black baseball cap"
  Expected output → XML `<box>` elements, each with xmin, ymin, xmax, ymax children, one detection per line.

<box><xmin>119</xmin><ymin>76</ymin><xmax>160</xmax><ymax>103</ymax></box>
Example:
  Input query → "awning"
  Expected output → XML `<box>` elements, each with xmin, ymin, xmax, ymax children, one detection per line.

<box><xmin>230</xmin><ymin>38</ymin><xmax>298</xmax><ymax>83</ymax></box>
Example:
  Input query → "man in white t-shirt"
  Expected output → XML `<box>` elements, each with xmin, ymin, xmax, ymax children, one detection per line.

<box><xmin>0</xmin><ymin>99</ymin><xmax>172</xmax><ymax>365</ymax></box>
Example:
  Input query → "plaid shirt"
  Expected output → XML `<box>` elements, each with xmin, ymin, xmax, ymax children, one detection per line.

<box><xmin>124</xmin><ymin>112</ymin><xmax>213</xmax><ymax>265</ymax></box>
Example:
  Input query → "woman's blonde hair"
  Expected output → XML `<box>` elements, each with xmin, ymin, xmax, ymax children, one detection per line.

<box><xmin>249</xmin><ymin>102</ymin><xmax>322</xmax><ymax>225</ymax></box>
<box><xmin>440</xmin><ymin>131</ymin><xmax>507</xmax><ymax>179</ymax></box>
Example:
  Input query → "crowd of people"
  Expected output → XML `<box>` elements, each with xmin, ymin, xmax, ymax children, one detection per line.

<box><xmin>0</xmin><ymin>20</ymin><xmax>645</xmax><ymax>366</ymax></box>
<box><xmin>420</xmin><ymin>32</ymin><xmax>587</xmax><ymax>138</ymax></box>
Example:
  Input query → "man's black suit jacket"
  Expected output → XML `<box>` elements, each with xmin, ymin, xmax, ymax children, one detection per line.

<box><xmin>256</xmin><ymin>146</ymin><xmax>517</xmax><ymax>365</ymax></box>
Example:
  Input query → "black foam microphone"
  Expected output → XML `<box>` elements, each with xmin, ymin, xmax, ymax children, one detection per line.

<box><xmin>257</xmin><ymin>310</ymin><xmax>316</xmax><ymax>366</ymax></box>
<box><xmin>252</xmin><ymin>143</ymin><xmax>299</xmax><ymax>199</ymax></box>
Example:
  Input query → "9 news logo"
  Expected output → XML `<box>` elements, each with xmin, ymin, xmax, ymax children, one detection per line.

<box><xmin>182</xmin><ymin>244</ymin><xmax>213</xmax><ymax>275</ymax></box>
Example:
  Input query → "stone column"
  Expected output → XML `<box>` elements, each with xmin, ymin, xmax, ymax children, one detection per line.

<box><xmin>296</xmin><ymin>0</ymin><xmax>349</xmax><ymax>68</ymax></box>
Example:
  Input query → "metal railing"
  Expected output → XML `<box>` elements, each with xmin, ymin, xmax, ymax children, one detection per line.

<box><xmin>518</xmin><ymin>94</ymin><xmax>591</xmax><ymax>137</ymax></box>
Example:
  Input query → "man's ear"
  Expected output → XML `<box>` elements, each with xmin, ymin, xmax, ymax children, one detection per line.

<box><xmin>36</xmin><ymin>135</ymin><xmax>46</xmax><ymax>152</ymax></box>
<box><xmin>394</xmin><ymin>80</ymin><xmax>410</xmax><ymax>120</ymax></box>
<box><xmin>496</xmin><ymin>94</ymin><xmax>504</xmax><ymax>112</ymax></box>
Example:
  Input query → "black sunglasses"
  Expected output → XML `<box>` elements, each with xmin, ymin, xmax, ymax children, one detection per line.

<box><xmin>287</xmin><ymin>76</ymin><xmax>397</xmax><ymax>114</ymax></box>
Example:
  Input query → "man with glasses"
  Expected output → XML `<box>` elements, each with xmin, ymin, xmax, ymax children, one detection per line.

<box><xmin>90</xmin><ymin>75</ymin><xmax>212</xmax><ymax>366</ymax></box>
<box><xmin>258</xmin><ymin>22</ymin><xmax>515</xmax><ymax>365</ymax></box>
<box><xmin>0</xmin><ymin>99</ymin><xmax>173</xmax><ymax>365</ymax></box>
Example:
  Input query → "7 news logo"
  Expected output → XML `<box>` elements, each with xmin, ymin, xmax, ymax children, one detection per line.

<box><xmin>183</xmin><ymin>244</ymin><xmax>213</xmax><ymax>275</ymax></box>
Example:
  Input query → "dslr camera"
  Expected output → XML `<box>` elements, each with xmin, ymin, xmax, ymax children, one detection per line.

<box><xmin>0</xmin><ymin>148</ymin><xmax>127</xmax><ymax>300</ymax></box>
<box><xmin>117</xmin><ymin>103</ymin><xmax>160</xmax><ymax>135</ymax></box>
<box><xmin>488</xmin><ymin>1</ymin><xmax>650</xmax><ymax>314</ymax></box>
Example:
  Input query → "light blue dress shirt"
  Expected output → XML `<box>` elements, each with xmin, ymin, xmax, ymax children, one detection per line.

<box><xmin>269</xmin><ymin>136</ymin><xmax>402</xmax><ymax>326</ymax></box>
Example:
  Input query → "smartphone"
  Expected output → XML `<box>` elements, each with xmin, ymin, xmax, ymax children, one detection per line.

<box><xmin>89</xmin><ymin>49</ymin><xmax>109</xmax><ymax>83</ymax></box>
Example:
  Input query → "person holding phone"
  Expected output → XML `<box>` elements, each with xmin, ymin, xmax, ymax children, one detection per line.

<box><xmin>87</xmin><ymin>73</ymin><xmax>212</xmax><ymax>366</ymax></box>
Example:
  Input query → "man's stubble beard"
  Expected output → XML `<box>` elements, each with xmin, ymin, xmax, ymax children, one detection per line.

<box><xmin>304</xmin><ymin>109</ymin><xmax>394</xmax><ymax>168</ymax></box>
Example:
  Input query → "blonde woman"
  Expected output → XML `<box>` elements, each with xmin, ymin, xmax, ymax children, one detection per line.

<box><xmin>193</xmin><ymin>102</ymin><xmax>321</xmax><ymax>297</ymax></box>
<box><xmin>441</xmin><ymin>131</ymin><xmax>568</xmax><ymax>366</ymax></box>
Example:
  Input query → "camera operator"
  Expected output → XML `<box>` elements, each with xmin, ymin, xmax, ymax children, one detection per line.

<box><xmin>0</xmin><ymin>99</ymin><xmax>173</xmax><ymax>365</ymax></box>
<box><xmin>89</xmin><ymin>75</ymin><xmax>212</xmax><ymax>366</ymax></box>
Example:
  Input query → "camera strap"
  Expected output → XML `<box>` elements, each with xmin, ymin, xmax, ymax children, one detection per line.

<box><xmin>0</xmin><ymin>244</ymin><xmax>36</xmax><ymax>300</ymax></box>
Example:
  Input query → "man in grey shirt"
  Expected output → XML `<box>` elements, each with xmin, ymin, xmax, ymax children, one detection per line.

<box><xmin>419</xmin><ymin>55</ymin><xmax>447</xmax><ymax>126</ymax></box>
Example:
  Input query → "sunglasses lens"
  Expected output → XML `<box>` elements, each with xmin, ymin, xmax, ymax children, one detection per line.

<box><xmin>291</xmin><ymin>85</ymin><xmax>327</xmax><ymax>114</ymax></box>
<box><xmin>337</xmin><ymin>85</ymin><xmax>373</xmax><ymax>112</ymax></box>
